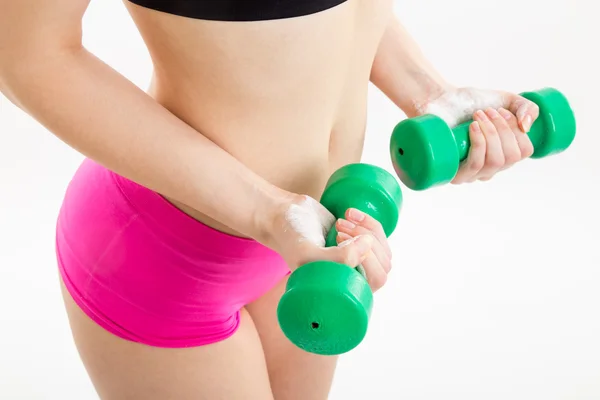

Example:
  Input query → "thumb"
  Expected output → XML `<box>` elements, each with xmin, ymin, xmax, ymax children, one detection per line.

<box><xmin>320</xmin><ymin>234</ymin><xmax>374</xmax><ymax>267</ymax></box>
<box><xmin>505</xmin><ymin>93</ymin><xmax>540</xmax><ymax>133</ymax></box>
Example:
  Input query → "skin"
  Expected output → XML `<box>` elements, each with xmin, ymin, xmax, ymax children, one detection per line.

<box><xmin>0</xmin><ymin>0</ymin><xmax>540</xmax><ymax>398</ymax></box>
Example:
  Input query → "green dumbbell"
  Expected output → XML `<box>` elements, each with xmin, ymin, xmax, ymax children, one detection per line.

<box><xmin>277</xmin><ymin>163</ymin><xmax>402</xmax><ymax>356</ymax></box>
<box><xmin>390</xmin><ymin>87</ymin><xmax>577</xmax><ymax>190</ymax></box>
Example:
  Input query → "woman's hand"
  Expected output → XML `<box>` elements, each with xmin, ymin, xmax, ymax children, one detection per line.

<box><xmin>335</xmin><ymin>208</ymin><xmax>392</xmax><ymax>292</ymax></box>
<box><xmin>264</xmin><ymin>194</ymin><xmax>392</xmax><ymax>293</ymax></box>
<box><xmin>421</xmin><ymin>87</ymin><xmax>540</xmax><ymax>183</ymax></box>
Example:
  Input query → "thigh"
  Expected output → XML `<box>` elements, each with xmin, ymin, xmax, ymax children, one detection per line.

<box><xmin>246</xmin><ymin>276</ymin><xmax>338</xmax><ymax>400</ymax></box>
<box><xmin>60</xmin><ymin>280</ymin><xmax>274</xmax><ymax>400</ymax></box>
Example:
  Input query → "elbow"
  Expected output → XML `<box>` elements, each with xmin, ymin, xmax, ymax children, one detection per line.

<box><xmin>0</xmin><ymin>57</ymin><xmax>28</xmax><ymax>107</ymax></box>
<box><xmin>0</xmin><ymin>47</ymin><xmax>32</xmax><ymax>101</ymax></box>
<box><xmin>0</xmin><ymin>63</ymin><xmax>21</xmax><ymax>107</ymax></box>
<box><xmin>0</xmin><ymin>42</ymin><xmax>29</xmax><ymax>81</ymax></box>
<box><xmin>0</xmin><ymin>45</ymin><xmax>77</xmax><ymax>106</ymax></box>
<box><xmin>0</xmin><ymin>49</ymin><xmax>14</xmax><ymax>94</ymax></box>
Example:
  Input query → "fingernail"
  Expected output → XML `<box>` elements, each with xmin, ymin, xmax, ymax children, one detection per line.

<box><xmin>474</xmin><ymin>110</ymin><xmax>487</xmax><ymax>120</ymax></box>
<box><xmin>498</xmin><ymin>108</ymin><xmax>512</xmax><ymax>120</ymax></box>
<box><xmin>485</xmin><ymin>108</ymin><xmax>500</xmax><ymax>119</ymax></box>
<box><xmin>521</xmin><ymin>115</ymin><xmax>532</xmax><ymax>132</ymax></box>
<box><xmin>470</xmin><ymin>121</ymin><xmax>481</xmax><ymax>133</ymax></box>
<box><xmin>348</xmin><ymin>208</ymin><xmax>365</xmax><ymax>223</ymax></box>
<box><xmin>337</xmin><ymin>219</ymin><xmax>356</xmax><ymax>230</ymax></box>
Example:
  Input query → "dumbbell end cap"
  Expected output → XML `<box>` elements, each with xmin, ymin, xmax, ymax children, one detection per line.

<box><xmin>390</xmin><ymin>115</ymin><xmax>460</xmax><ymax>190</ymax></box>
<box><xmin>520</xmin><ymin>88</ymin><xmax>576</xmax><ymax>158</ymax></box>
<box><xmin>322</xmin><ymin>163</ymin><xmax>402</xmax><ymax>236</ymax></box>
<box><xmin>277</xmin><ymin>261</ymin><xmax>372</xmax><ymax>355</ymax></box>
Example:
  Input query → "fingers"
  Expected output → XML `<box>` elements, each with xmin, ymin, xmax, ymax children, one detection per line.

<box><xmin>473</xmin><ymin>109</ymin><xmax>509</xmax><ymax>180</ymax></box>
<box><xmin>453</xmin><ymin>110</ymin><xmax>504</xmax><ymax>183</ymax></box>
<box><xmin>336</xmin><ymin>218</ymin><xmax>391</xmax><ymax>273</ymax></box>
<box><xmin>345</xmin><ymin>208</ymin><xmax>391</xmax><ymax>259</ymax></box>
<box><xmin>360</xmin><ymin>251</ymin><xmax>388</xmax><ymax>292</ymax></box>
<box><xmin>452</xmin><ymin>121</ymin><xmax>485</xmax><ymax>184</ymax></box>
<box><xmin>335</xmin><ymin>209</ymin><xmax>392</xmax><ymax>293</ymax></box>
<box><xmin>453</xmin><ymin>106</ymin><xmax>535</xmax><ymax>184</ymax></box>
<box><xmin>325</xmin><ymin>233</ymin><xmax>373</xmax><ymax>267</ymax></box>
<box><xmin>484</xmin><ymin>108</ymin><xmax>522</xmax><ymax>170</ymax></box>
<box><xmin>497</xmin><ymin>107</ymin><xmax>534</xmax><ymax>159</ymax></box>
<box><xmin>337</xmin><ymin>231</ymin><xmax>388</xmax><ymax>292</ymax></box>
<box><xmin>303</xmin><ymin>204</ymin><xmax>393</xmax><ymax>293</ymax></box>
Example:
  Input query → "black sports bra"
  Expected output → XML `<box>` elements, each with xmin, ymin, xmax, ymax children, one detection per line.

<box><xmin>127</xmin><ymin>0</ymin><xmax>348</xmax><ymax>22</ymax></box>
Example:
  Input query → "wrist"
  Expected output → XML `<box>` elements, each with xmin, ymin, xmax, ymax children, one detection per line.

<box><xmin>371</xmin><ymin>54</ymin><xmax>453</xmax><ymax>118</ymax></box>
<box><xmin>400</xmin><ymin>73</ymin><xmax>453</xmax><ymax>118</ymax></box>
<box><xmin>251</xmin><ymin>186</ymin><xmax>299</xmax><ymax>247</ymax></box>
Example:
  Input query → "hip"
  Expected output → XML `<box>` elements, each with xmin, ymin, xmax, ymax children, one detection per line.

<box><xmin>55</xmin><ymin>159</ymin><xmax>290</xmax><ymax>322</ymax></box>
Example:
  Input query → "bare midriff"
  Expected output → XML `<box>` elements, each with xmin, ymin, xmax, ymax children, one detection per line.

<box><xmin>124</xmin><ymin>0</ymin><xmax>393</xmax><ymax>237</ymax></box>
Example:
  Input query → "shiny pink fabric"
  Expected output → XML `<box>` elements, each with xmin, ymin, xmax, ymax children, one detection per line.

<box><xmin>56</xmin><ymin>159</ymin><xmax>289</xmax><ymax>347</ymax></box>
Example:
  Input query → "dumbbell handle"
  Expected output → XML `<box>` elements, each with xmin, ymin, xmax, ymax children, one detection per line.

<box><xmin>450</xmin><ymin>105</ymin><xmax>548</xmax><ymax>162</ymax></box>
<box><xmin>325</xmin><ymin>226</ymin><xmax>340</xmax><ymax>248</ymax></box>
<box><xmin>451</xmin><ymin>119</ymin><xmax>476</xmax><ymax>162</ymax></box>
<box><xmin>448</xmin><ymin>88</ymin><xmax>575</xmax><ymax>161</ymax></box>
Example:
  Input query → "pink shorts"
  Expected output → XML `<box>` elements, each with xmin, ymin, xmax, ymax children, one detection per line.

<box><xmin>56</xmin><ymin>159</ymin><xmax>290</xmax><ymax>348</ymax></box>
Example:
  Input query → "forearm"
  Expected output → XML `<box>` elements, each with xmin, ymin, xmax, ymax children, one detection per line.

<box><xmin>1</xmin><ymin>46</ymin><xmax>288</xmax><ymax>241</ymax></box>
<box><xmin>370</xmin><ymin>17</ymin><xmax>451</xmax><ymax>117</ymax></box>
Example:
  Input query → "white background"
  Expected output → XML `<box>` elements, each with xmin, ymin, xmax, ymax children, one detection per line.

<box><xmin>0</xmin><ymin>0</ymin><xmax>598</xmax><ymax>399</ymax></box>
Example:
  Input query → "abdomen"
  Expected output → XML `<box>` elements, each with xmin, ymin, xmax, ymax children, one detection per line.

<box><xmin>124</xmin><ymin>0</ymin><xmax>392</xmax><ymax>226</ymax></box>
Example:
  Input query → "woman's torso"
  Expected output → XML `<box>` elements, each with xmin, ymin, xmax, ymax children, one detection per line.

<box><xmin>123</xmin><ymin>0</ymin><xmax>393</xmax><ymax>236</ymax></box>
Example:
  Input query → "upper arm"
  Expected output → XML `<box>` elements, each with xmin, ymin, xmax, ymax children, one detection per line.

<box><xmin>0</xmin><ymin>0</ymin><xmax>90</xmax><ymax>68</ymax></box>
